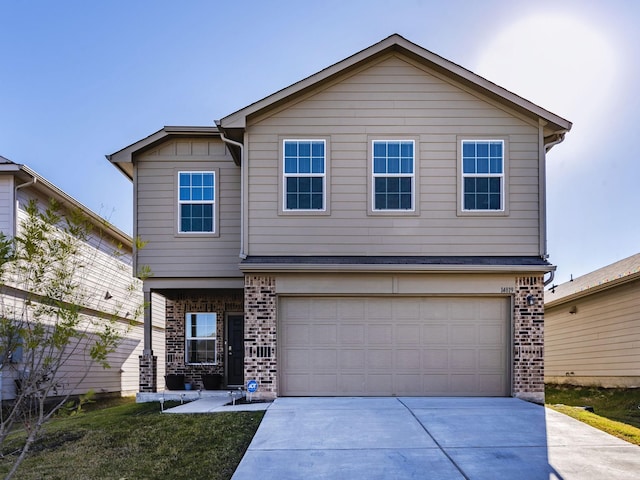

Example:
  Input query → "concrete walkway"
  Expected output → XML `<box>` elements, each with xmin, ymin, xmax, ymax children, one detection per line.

<box><xmin>231</xmin><ymin>397</ymin><xmax>640</xmax><ymax>480</ymax></box>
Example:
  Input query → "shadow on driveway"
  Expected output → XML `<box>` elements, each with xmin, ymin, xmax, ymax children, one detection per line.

<box><xmin>232</xmin><ymin>397</ymin><xmax>640</xmax><ymax>480</ymax></box>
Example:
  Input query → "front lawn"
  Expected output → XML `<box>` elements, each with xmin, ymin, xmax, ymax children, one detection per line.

<box><xmin>546</xmin><ymin>384</ymin><xmax>640</xmax><ymax>445</ymax></box>
<box><xmin>0</xmin><ymin>398</ymin><xmax>264</xmax><ymax>480</ymax></box>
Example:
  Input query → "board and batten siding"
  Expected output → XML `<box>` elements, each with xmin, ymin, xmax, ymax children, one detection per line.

<box><xmin>0</xmin><ymin>175</ymin><xmax>14</xmax><ymax>236</ymax></box>
<box><xmin>135</xmin><ymin>139</ymin><xmax>242</xmax><ymax>278</ymax></box>
<box><xmin>245</xmin><ymin>53</ymin><xmax>542</xmax><ymax>257</ymax></box>
<box><xmin>545</xmin><ymin>280</ymin><xmax>640</xmax><ymax>386</ymax></box>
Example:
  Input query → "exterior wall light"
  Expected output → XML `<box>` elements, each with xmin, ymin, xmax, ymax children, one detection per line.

<box><xmin>526</xmin><ymin>294</ymin><xmax>536</xmax><ymax>306</ymax></box>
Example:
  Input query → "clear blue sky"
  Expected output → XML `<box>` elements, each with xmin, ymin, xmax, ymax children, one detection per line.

<box><xmin>2</xmin><ymin>0</ymin><xmax>638</xmax><ymax>285</ymax></box>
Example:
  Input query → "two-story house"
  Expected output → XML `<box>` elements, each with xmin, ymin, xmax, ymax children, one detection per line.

<box><xmin>107</xmin><ymin>34</ymin><xmax>570</xmax><ymax>403</ymax></box>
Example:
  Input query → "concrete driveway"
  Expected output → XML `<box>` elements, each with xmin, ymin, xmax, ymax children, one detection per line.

<box><xmin>232</xmin><ymin>397</ymin><xmax>640</xmax><ymax>480</ymax></box>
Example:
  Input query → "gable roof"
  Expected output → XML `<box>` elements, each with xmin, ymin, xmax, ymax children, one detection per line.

<box><xmin>0</xmin><ymin>155</ymin><xmax>131</xmax><ymax>246</ymax></box>
<box><xmin>545</xmin><ymin>253</ymin><xmax>640</xmax><ymax>307</ymax></box>
<box><xmin>218</xmin><ymin>34</ymin><xmax>572</xmax><ymax>144</ymax></box>
<box><xmin>106</xmin><ymin>126</ymin><xmax>220</xmax><ymax>180</ymax></box>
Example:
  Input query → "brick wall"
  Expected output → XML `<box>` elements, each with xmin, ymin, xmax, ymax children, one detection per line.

<box><xmin>139</xmin><ymin>353</ymin><xmax>157</xmax><ymax>393</ymax></box>
<box><xmin>513</xmin><ymin>275</ymin><xmax>545</xmax><ymax>403</ymax></box>
<box><xmin>244</xmin><ymin>275</ymin><xmax>278</xmax><ymax>399</ymax></box>
<box><xmin>164</xmin><ymin>290</ymin><xmax>243</xmax><ymax>389</ymax></box>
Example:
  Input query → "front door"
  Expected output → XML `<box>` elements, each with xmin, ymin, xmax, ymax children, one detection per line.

<box><xmin>226</xmin><ymin>314</ymin><xmax>244</xmax><ymax>386</ymax></box>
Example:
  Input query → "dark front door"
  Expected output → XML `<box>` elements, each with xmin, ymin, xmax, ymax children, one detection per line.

<box><xmin>226</xmin><ymin>314</ymin><xmax>244</xmax><ymax>386</ymax></box>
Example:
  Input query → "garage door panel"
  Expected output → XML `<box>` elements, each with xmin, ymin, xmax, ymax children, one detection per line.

<box><xmin>397</xmin><ymin>324</ymin><xmax>421</xmax><ymax>344</ymax></box>
<box><xmin>450</xmin><ymin>349</ymin><xmax>476</xmax><ymax>368</ymax></box>
<box><xmin>339</xmin><ymin>324</ymin><xmax>365</xmax><ymax>344</ymax></box>
<box><xmin>423</xmin><ymin>324</ymin><xmax>448</xmax><ymax>344</ymax></box>
<box><xmin>283</xmin><ymin>349</ymin><xmax>310</xmax><ymax>369</ymax></box>
<box><xmin>367</xmin><ymin>349</ymin><xmax>393</xmax><ymax>368</ymax></box>
<box><xmin>280</xmin><ymin>296</ymin><xmax>509</xmax><ymax>396</ymax></box>
<box><xmin>310</xmin><ymin>324</ymin><xmax>337</xmax><ymax>344</ymax></box>
<box><xmin>450</xmin><ymin>325</ymin><xmax>477</xmax><ymax>344</ymax></box>
<box><xmin>339</xmin><ymin>349</ymin><xmax>365</xmax><ymax>369</ymax></box>
<box><xmin>311</xmin><ymin>350</ymin><xmax>338</xmax><ymax>369</ymax></box>
<box><xmin>479</xmin><ymin>325</ymin><xmax>504</xmax><ymax>345</ymax></box>
<box><xmin>396</xmin><ymin>349</ymin><xmax>421</xmax><ymax>369</ymax></box>
<box><xmin>284</xmin><ymin>324</ymin><xmax>310</xmax><ymax>345</ymax></box>
<box><xmin>368</xmin><ymin>324</ymin><xmax>393</xmax><ymax>344</ymax></box>
<box><xmin>424</xmin><ymin>349</ymin><xmax>449</xmax><ymax>369</ymax></box>
<box><xmin>478</xmin><ymin>349</ymin><xmax>504</xmax><ymax>369</ymax></box>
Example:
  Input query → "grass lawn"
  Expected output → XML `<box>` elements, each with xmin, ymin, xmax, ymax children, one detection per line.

<box><xmin>0</xmin><ymin>397</ymin><xmax>264</xmax><ymax>480</ymax></box>
<box><xmin>546</xmin><ymin>384</ymin><xmax>640</xmax><ymax>446</ymax></box>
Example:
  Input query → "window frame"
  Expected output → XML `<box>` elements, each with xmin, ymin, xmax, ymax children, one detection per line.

<box><xmin>185</xmin><ymin>312</ymin><xmax>218</xmax><ymax>365</ymax></box>
<box><xmin>280</xmin><ymin>138</ymin><xmax>329</xmax><ymax>215</ymax></box>
<box><xmin>457</xmin><ymin>137</ymin><xmax>509</xmax><ymax>216</ymax></box>
<box><xmin>175</xmin><ymin>169</ymin><xmax>220</xmax><ymax>236</ymax></box>
<box><xmin>368</xmin><ymin>137</ymin><xmax>419</xmax><ymax>216</ymax></box>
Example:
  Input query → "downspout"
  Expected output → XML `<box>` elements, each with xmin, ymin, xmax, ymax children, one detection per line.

<box><xmin>215</xmin><ymin>122</ymin><xmax>246</xmax><ymax>259</ymax></box>
<box><xmin>544</xmin><ymin>270</ymin><xmax>555</xmax><ymax>287</ymax></box>
<box><xmin>541</xmin><ymin>131</ymin><xmax>567</xmax><ymax>287</ymax></box>
<box><xmin>14</xmin><ymin>175</ymin><xmax>37</xmax><ymax>237</ymax></box>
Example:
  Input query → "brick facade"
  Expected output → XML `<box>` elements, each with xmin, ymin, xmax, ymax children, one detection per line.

<box><xmin>139</xmin><ymin>353</ymin><xmax>157</xmax><ymax>393</ymax></box>
<box><xmin>164</xmin><ymin>290</ymin><xmax>243</xmax><ymax>389</ymax></box>
<box><xmin>243</xmin><ymin>275</ymin><xmax>278</xmax><ymax>399</ymax></box>
<box><xmin>512</xmin><ymin>275</ymin><xmax>545</xmax><ymax>403</ymax></box>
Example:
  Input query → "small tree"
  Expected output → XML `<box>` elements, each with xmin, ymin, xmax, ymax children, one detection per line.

<box><xmin>0</xmin><ymin>199</ymin><xmax>143</xmax><ymax>479</ymax></box>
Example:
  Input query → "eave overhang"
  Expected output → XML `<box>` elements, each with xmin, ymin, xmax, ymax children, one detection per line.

<box><xmin>239</xmin><ymin>256</ymin><xmax>556</xmax><ymax>274</ymax></box>
<box><xmin>106</xmin><ymin>126</ymin><xmax>221</xmax><ymax>180</ymax></box>
<box><xmin>218</xmin><ymin>34</ymin><xmax>572</xmax><ymax>139</ymax></box>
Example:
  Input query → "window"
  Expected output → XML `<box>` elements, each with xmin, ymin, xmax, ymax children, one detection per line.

<box><xmin>178</xmin><ymin>172</ymin><xmax>215</xmax><ymax>233</ymax></box>
<box><xmin>461</xmin><ymin>140</ymin><xmax>504</xmax><ymax>211</ymax></box>
<box><xmin>283</xmin><ymin>140</ymin><xmax>325</xmax><ymax>210</ymax></box>
<box><xmin>372</xmin><ymin>140</ymin><xmax>414</xmax><ymax>210</ymax></box>
<box><xmin>186</xmin><ymin>313</ymin><xmax>217</xmax><ymax>364</ymax></box>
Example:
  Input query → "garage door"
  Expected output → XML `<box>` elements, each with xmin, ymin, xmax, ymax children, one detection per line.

<box><xmin>280</xmin><ymin>296</ymin><xmax>510</xmax><ymax>396</ymax></box>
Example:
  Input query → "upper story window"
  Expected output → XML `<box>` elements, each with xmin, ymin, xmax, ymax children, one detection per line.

<box><xmin>372</xmin><ymin>140</ymin><xmax>415</xmax><ymax>211</ymax></box>
<box><xmin>186</xmin><ymin>312</ymin><xmax>217</xmax><ymax>364</ymax></box>
<box><xmin>283</xmin><ymin>140</ymin><xmax>325</xmax><ymax>211</ymax></box>
<box><xmin>461</xmin><ymin>140</ymin><xmax>504</xmax><ymax>211</ymax></box>
<box><xmin>178</xmin><ymin>171</ymin><xmax>215</xmax><ymax>233</ymax></box>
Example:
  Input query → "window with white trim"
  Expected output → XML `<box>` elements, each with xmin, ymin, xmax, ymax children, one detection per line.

<box><xmin>462</xmin><ymin>140</ymin><xmax>504</xmax><ymax>211</ymax></box>
<box><xmin>178</xmin><ymin>171</ymin><xmax>215</xmax><ymax>233</ymax></box>
<box><xmin>186</xmin><ymin>312</ymin><xmax>217</xmax><ymax>364</ymax></box>
<box><xmin>372</xmin><ymin>140</ymin><xmax>414</xmax><ymax>210</ymax></box>
<box><xmin>283</xmin><ymin>140</ymin><xmax>325</xmax><ymax>210</ymax></box>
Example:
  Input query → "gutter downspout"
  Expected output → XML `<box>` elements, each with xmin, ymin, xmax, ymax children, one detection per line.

<box><xmin>14</xmin><ymin>175</ymin><xmax>37</xmax><ymax>237</ymax></box>
<box><xmin>539</xmin><ymin>129</ymin><xmax>569</xmax><ymax>259</ymax></box>
<box><xmin>215</xmin><ymin>122</ymin><xmax>246</xmax><ymax>259</ymax></box>
<box><xmin>544</xmin><ymin>270</ymin><xmax>554</xmax><ymax>287</ymax></box>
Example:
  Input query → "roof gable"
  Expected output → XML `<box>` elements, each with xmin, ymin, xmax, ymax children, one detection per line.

<box><xmin>218</xmin><ymin>34</ymin><xmax>571</xmax><ymax>138</ymax></box>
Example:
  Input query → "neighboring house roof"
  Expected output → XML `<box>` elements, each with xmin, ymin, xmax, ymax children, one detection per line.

<box><xmin>0</xmin><ymin>155</ymin><xmax>132</xmax><ymax>247</ymax></box>
<box><xmin>545</xmin><ymin>253</ymin><xmax>640</xmax><ymax>307</ymax></box>
<box><xmin>217</xmin><ymin>34</ymin><xmax>572</xmax><ymax>144</ymax></box>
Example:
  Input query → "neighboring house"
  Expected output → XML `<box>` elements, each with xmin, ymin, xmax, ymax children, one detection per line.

<box><xmin>545</xmin><ymin>253</ymin><xmax>640</xmax><ymax>388</ymax></box>
<box><xmin>107</xmin><ymin>34</ymin><xmax>571</xmax><ymax>403</ymax></box>
<box><xmin>0</xmin><ymin>156</ymin><xmax>165</xmax><ymax>400</ymax></box>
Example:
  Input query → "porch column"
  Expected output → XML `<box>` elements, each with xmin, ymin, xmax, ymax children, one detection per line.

<box><xmin>513</xmin><ymin>275</ymin><xmax>545</xmax><ymax>403</ymax></box>
<box><xmin>139</xmin><ymin>289</ymin><xmax>157</xmax><ymax>392</ymax></box>
<box><xmin>244</xmin><ymin>275</ymin><xmax>277</xmax><ymax>399</ymax></box>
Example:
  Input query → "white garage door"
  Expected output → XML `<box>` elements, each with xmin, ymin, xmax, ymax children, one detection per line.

<box><xmin>280</xmin><ymin>296</ymin><xmax>510</xmax><ymax>396</ymax></box>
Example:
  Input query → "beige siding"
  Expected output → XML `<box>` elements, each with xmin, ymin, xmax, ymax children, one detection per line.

<box><xmin>246</xmin><ymin>54</ymin><xmax>541</xmax><ymax>256</ymax></box>
<box><xmin>136</xmin><ymin>139</ymin><xmax>242</xmax><ymax>278</ymax></box>
<box><xmin>545</xmin><ymin>280</ymin><xmax>640</xmax><ymax>384</ymax></box>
